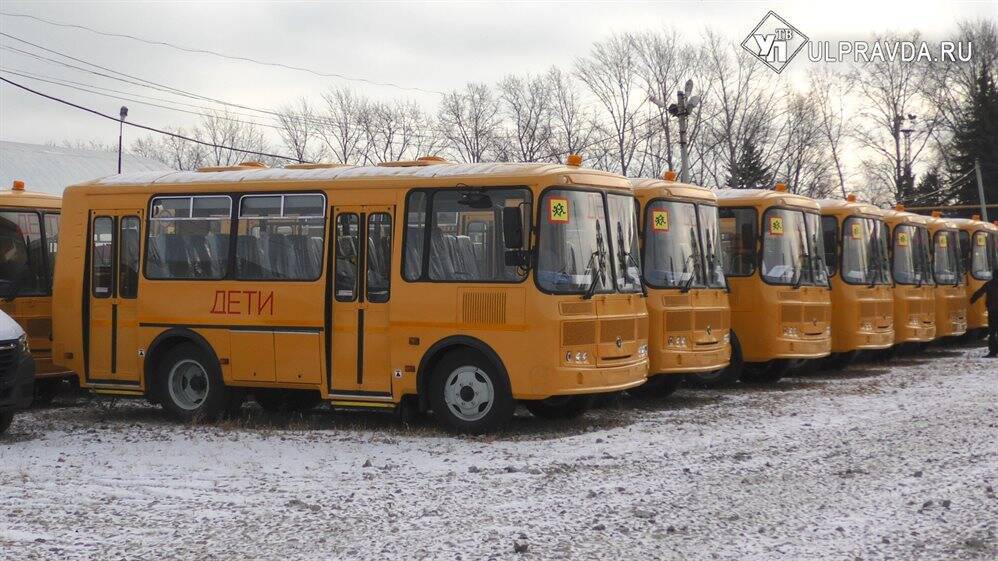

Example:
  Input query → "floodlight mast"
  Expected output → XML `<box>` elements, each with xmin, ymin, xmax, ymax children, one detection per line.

<box><xmin>649</xmin><ymin>80</ymin><xmax>699</xmax><ymax>183</ymax></box>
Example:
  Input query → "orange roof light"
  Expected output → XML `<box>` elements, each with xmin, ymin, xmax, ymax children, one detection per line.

<box><xmin>662</xmin><ymin>169</ymin><xmax>678</xmax><ymax>181</ymax></box>
<box><xmin>774</xmin><ymin>183</ymin><xmax>787</xmax><ymax>192</ymax></box>
<box><xmin>895</xmin><ymin>204</ymin><xmax>905</xmax><ymax>211</ymax></box>
<box><xmin>846</xmin><ymin>193</ymin><xmax>857</xmax><ymax>202</ymax></box>
<box><xmin>972</xmin><ymin>214</ymin><xmax>981</xmax><ymax>221</ymax></box>
<box><xmin>11</xmin><ymin>180</ymin><xmax>25</xmax><ymax>191</ymax></box>
<box><xmin>931</xmin><ymin>210</ymin><xmax>942</xmax><ymax>218</ymax></box>
<box><xmin>566</xmin><ymin>154</ymin><xmax>583</xmax><ymax>167</ymax></box>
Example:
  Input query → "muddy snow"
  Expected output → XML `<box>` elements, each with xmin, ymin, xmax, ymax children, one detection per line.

<box><xmin>2</xmin><ymin>344</ymin><xmax>996</xmax><ymax>560</ymax></box>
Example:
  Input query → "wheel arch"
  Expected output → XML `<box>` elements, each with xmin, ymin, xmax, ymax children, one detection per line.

<box><xmin>144</xmin><ymin>328</ymin><xmax>221</xmax><ymax>394</ymax></box>
<box><xmin>415</xmin><ymin>335</ymin><xmax>510</xmax><ymax>412</ymax></box>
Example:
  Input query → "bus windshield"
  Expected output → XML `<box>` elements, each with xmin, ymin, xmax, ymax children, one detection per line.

<box><xmin>933</xmin><ymin>230</ymin><xmax>961</xmax><ymax>285</ymax></box>
<box><xmin>762</xmin><ymin>208</ymin><xmax>827</xmax><ymax>286</ymax></box>
<box><xmin>537</xmin><ymin>189</ymin><xmax>613</xmax><ymax>294</ymax></box>
<box><xmin>971</xmin><ymin>231</ymin><xmax>994</xmax><ymax>280</ymax></box>
<box><xmin>841</xmin><ymin>217</ymin><xmax>890</xmax><ymax>285</ymax></box>
<box><xmin>642</xmin><ymin>200</ymin><xmax>702</xmax><ymax>288</ymax></box>
<box><xmin>606</xmin><ymin>194</ymin><xmax>642</xmax><ymax>293</ymax></box>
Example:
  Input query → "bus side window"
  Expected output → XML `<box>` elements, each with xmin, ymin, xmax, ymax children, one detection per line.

<box><xmin>366</xmin><ymin>213</ymin><xmax>392</xmax><ymax>303</ymax></box>
<box><xmin>119</xmin><ymin>216</ymin><xmax>141</xmax><ymax>299</ymax></box>
<box><xmin>147</xmin><ymin>196</ymin><xmax>231</xmax><ymax>280</ymax></box>
<box><xmin>335</xmin><ymin>214</ymin><xmax>359</xmax><ymax>301</ymax></box>
<box><xmin>44</xmin><ymin>212</ymin><xmax>59</xmax><ymax>290</ymax></box>
<box><xmin>91</xmin><ymin>216</ymin><xmax>114</xmax><ymax>298</ymax></box>
<box><xmin>821</xmin><ymin>216</ymin><xmax>838</xmax><ymax>276</ymax></box>
<box><xmin>403</xmin><ymin>191</ymin><xmax>426</xmax><ymax>281</ymax></box>
<box><xmin>718</xmin><ymin>207</ymin><xmax>756</xmax><ymax>277</ymax></box>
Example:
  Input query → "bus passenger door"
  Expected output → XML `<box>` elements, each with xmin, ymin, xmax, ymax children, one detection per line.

<box><xmin>329</xmin><ymin>206</ymin><xmax>394</xmax><ymax>396</ymax></box>
<box><xmin>87</xmin><ymin>212</ymin><xmax>142</xmax><ymax>383</ymax></box>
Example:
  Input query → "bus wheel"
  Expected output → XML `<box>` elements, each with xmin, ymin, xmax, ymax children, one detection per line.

<box><xmin>155</xmin><ymin>343</ymin><xmax>231</xmax><ymax>423</ymax></box>
<box><xmin>31</xmin><ymin>379</ymin><xmax>62</xmax><ymax>408</ymax></box>
<box><xmin>627</xmin><ymin>375</ymin><xmax>682</xmax><ymax>398</ymax></box>
<box><xmin>429</xmin><ymin>349</ymin><xmax>514</xmax><ymax>434</ymax></box>
<box><xmin>825</xmin><ymin>351</ymin><xmax>857</xmax><ymax>371</ymax></box>
<box><xmin>255</xmin><ymin>389</ymin><xmax>322</xmax><ymax>414</ymax></box>
<box><xmin>0</xmin><ymin>412</ymin><xmax>12</xmax><ymax>435</ymax></box>
<box><xmin>687</xmin><ymin>331</ymin><xmax>744</xmax><ymax>388</ymax></box>
<box><xmin>740</xmin><ymin>360</ymin><xmax>786</xmax><ymax>384</ymax></box>
<box><xmin>524</xmin><ymin>395</ymin><xmax>594</xmax><ymax>419</ymax></box>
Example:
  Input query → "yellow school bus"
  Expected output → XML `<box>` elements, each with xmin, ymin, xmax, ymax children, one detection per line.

<box><xmin>0</xmin><ymin>180</ymin><xmax>72</xmax><ymax>403</ymax></box>
<box><xmin>51</xmin><ymin>159</ymin><xmax>649</xmax><ymax>433</ymax></box>
<box><xmin>927</xmin><ymin>212</ymin><xmax>967</xmax><ymax>339</ymax></box>
<box><xmin>715</xmin><ymin>184</ymin><xmax>831</xmax><ymax>383</ymax></box>
<box><xmin>883</xmin><ymin>207</ymin><xmax>936</xmax><ymax>346</ymax></box>
<box><xmin>817</xmin><ymin>196</ymin><xmax>894</xmax><ymax>367</ymax></box>
<box><xmin>953</xmin><ymin>216</ymin><xmax>997</xmax><ymax>337</ymax></box>
<box><xmin>630</xmin><ymin>174</ymin><xmax>731</xmax><ymax>393</ymax></box>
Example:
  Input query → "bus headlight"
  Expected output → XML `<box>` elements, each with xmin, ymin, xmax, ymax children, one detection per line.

<box><xmin>723</xmin><ymin>333</ymin><xmax>730</xmax><ymax>344</ymax></box>
<box><xmin>638</xmin><ymin>344</ymin><xmax>648</xmax><ymax>358</ymax></box>
<box><xmin>565</xmin><ymin>351</ymin><xmax>589</xmax><ymax>364</ymax></box>
<box><xmin>575</xmin><ymin>351</ymin><xmax>589</xmax><ymax>363</ymax></box>
<box><xmin>781</xmin><ymin>326</ymin><xmax>799</xmax><ymax>338</ymax></box>
<box><xmin>667</xmin><ymin>336</ymin><xmax>688</xmax><ymax>349</ymax></box>
<box><xmin>17</xmin><ymin>334</ymin><xmax>29</xmax><ymax>355</ymax></box>
<box><xmin>859</xmin><ymin>321</ymin><xmax>874</xmax><ymax>332</ymax></box>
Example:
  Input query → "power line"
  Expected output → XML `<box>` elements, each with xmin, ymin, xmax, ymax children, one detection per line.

<box><xmin>0</xmin><ymin>76</ymin><xmax>298</xmax><ymax>162</ymax></box>
<box><xmin>0</xmin><ymin>11</ymin><xmax>446</xmax><ymax>96</ymax></box>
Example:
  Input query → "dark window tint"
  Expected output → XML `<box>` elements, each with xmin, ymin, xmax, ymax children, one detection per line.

<box><xmin>91</xmin><ymin>216</ymin><xmax>114</xmax><ymax>298</ymax></box>
<box><xmin>402</xmin><ymin>192</ymin><xmax>426</xmax><ymax>281</ymax></box>
<box><xmin>335</xmin><ymin>213</ymin><xmax>359</xmax><ymax>301</ymax></box>
<box><xmin>366</xmin><ymin>213</ymin><xmax>392</xmax><ymax>303</ymax></box>
<box><xmin>147</xmin><ymin>196</ymin><xmax>231</xmax><ymax>279</ymax></box>
<box><xmin>119</xmin><ymin>216</ymin><xmax>140</xmax><ymax>298</ymax></box>
<box><xmin>821</xmin><ymin>215</ymin><xmax>838</xmax><ymax>276</ymax></box>
<box><xmin>236</xmin><ymin>194</ymin><xmax>325</xmax><ymax>281</ymax></box>
<box><xmin>718</xmin><ymin>207</ymin><xmax>756</xmax><ymax>277</ymax></box>
<box><xmin>0</xmin><ymin>211</ymin><xmax>46</xmax><ymax>295</ymax></box>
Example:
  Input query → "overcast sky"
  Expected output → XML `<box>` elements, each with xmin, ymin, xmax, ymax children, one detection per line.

<box><xmin>1</xmin><ymin>1</ymin><xmax>995</xmax><ymax>150</ymax></box>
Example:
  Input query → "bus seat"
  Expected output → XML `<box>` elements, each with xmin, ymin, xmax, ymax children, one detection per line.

<box><xmin>163</xmin><ymin>234</ymin><xmax>192</xmax><ymax>277</ymax></box>
<box><xmin>456</xmin><ymin>235</ymin><xmax>482</xmax><ymax>279</ymax></box>
<box><xmin>429</xmin><ymin>228</ymin><xmax>456</xmax><ymax>279</ymax></box>
<box><xmin>236</xmin><ymin>234</ymin><xmax>264</xmax><ymax>278</ymax></box>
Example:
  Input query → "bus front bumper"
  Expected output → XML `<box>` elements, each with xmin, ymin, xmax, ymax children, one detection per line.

<box><xmin>651</xmin><ymin>347</ymin><xmax>731</xmax><ymax>375</ymax></box>
<box><xmin>896</xmin><ymin>324</ymin><xmax>936</xmax><ymax>343</ymax></box>
<box><xmin>0</xmin><ymin>355</ymin><xmax>35</xmax><ymax>414</ymax></box>
<box><xmin>522</xmin><ymin>360</ymin><xmax>648</xmax><ymax>399</ymax></box>
<box><xmin>33</xmin><ymin>351</ymin><xmax>74</xmax><ymax>380</ymax></box>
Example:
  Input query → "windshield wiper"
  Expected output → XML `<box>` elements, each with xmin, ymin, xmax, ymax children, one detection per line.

<box><xmin>616</xmin><ymin>221</ymin><xmax>645</xmax><ymax>296</ymax></box>
<box><xmin>680</xmin><ymin>227</ymin><xmax>703</xmax><ymax>294</ymax></box>
<box><xmin>582</xmin><ymin>223</ymin><xmax>607</xmax><ymax>300</ymax></box>
<box><xmin>792</xmin><ymin>227</ymin><xmax>808</xmax><ymax>289</ymax></box>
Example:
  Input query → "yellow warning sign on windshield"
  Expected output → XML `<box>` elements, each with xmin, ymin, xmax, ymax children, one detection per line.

<box><xmin>939</xmin><ymin>235</ymin><xmax>948</xmax><ymax>248</ymax></box>
<box><xmin>851</xmin><ymin>223</ymin><xmax>862</xmax><ymax>239</ymax></box>
<box><xmin>652</xmin><ymin>210</ymin><xmax>669</xmax><ymax>232</ymax></box>
<box><xmin>548</xmin><ymin>198</ymin><xmax>569</xmax><ymax>223</ymax></box>
<box><xmin>977</xmin><ymin>234</ymin><xmax>987</xmax><ymax>246</ymax></box>
<box><xmin>769</xmin><ymin>216</ymin><xmax>784</xmax><ymax>236</ymax></box>
<box><xmin>897</xmin><ymin>232</ymin><xmax>910</xmax><ymax>246</ymax></box>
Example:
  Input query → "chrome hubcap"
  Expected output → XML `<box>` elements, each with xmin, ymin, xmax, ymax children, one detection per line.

<box><xmin>443</xmin><ymin>366</ymin><xmax>494</xmax><ymax>422</ymax></box>
<box><xmin>168</xmin><ymin>359</ymin><xmax>209</xmax><ymax>411</ymax></box>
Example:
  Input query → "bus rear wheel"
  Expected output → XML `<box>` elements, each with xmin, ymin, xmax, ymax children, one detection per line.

<box><xmin>0</xmin><ymin>412</ymin><xmax>12</xmax><ymax>435</ymax></box>
<box><xmin>740</xmin><ymin>360</ymin><xmax>787</xmax><ymax>384</ymax></box>
<box><xmin>255</xmin><ymin>389</ymin><xmax>322</xmax><ymax>414</ymax></box>
<box><xmin>155</xmin><ymin>343</ymin><xmax>233</xmax><ymax>423</ymax></box>
<box><xmin>524</xmin><ymin>395</ymin><xmax>593</xmax><ymax>419</ymax></box>
<box><xmin>429</xmin><ymin>349</ymin><xmax>514</xmax><ymax>434</ymax></box>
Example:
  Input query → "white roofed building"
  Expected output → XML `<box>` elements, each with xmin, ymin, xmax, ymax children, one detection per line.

<box><xmin>0</xmin><ymin>140</ymin><xmax>172</xmax><ymax>195</ymax></box>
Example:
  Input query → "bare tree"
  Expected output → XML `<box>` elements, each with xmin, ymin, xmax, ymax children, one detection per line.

<box><xmin>498</xmin><ymin>74</ymin><xmax>553</xmax><ymax>162</ymax></box>
<box><xmin>546</xmin><ymin>66</ymin><xmax>596</xmax><ymax>160</ymax></box>
<box><xmin>808</xmin><ymin>68</ymin><xmax>853</xmax><ymax>198</ymax></box>
<box><xmin>317</xmin><ymin>87</ymin><xmax>366</xmax><ymax>164</ymax></box>
<box><xmin>132</xmin><ymin>131</ymin><xmax>206</xmax><ymax>170</ymax></box>
<box><xmin>358</xmin><ymin>100</ymin><xmax>438</xmax><ymax>163</ymax></box>
<box><xmin>437</xmin><ymin>83</ymin><xmax>503</xmax><ymax>162</ymax></box>
<box><xmin>276</xmin><ymin>97</ymin><xmax>323</xmax><ymax>163</ymax></box>
<box><xmin>196</xmin><ymin>110</ymin><xmax>272</xmax><ymax>166</ymax></box>
<box><xmin>576</xmin><ymin>34</ymin><xmax>643</xmax><ymax>175</ymax></box>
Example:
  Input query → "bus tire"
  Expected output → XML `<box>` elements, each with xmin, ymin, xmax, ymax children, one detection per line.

<box><xmin>429</xmin><ymin>349</ymin><xmax>513</xmax><ymax>434</ymax></box>
<box><xmin>255</xmin><ymin>389</ymin><xmax>322</xmax><ymax>414</ymax></box>
<box><xmin>154</xmin><ymin>342</ymin><xmax>231</xmax><ymax>423</ymax></box>
<box><xmin>524</xmin><ymin>395</ymin><xmax>593</xmax><ymax>419</ymax></box>
<box><xmin>0</xmin><ymin>412</ymin><xmax>12</xmax><ymax>435</ymax></box>
<box><xmin>740</xmin><ymin>360</ymin><xmax>786</xmax><ymax>384</ymax></box>
<box><xmin>825</xmin><ymin>351</ymin><xmax>857</xmax><ymax>371</ymax></box>
<box><xmin>687</xmin><ymin>331</ymin><xmax>744</xmax><ymax>388</ymax></box>
<box><xmin>31</xmin><ymin>379</ymin><xmax>62</xmax><ymax>408</ymax></box>
<box><xmin>627</xmin><ymin>374</ymin><xmax>682</xmax><ymax>398</ymax></box>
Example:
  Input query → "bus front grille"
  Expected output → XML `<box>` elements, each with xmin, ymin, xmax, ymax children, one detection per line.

<box><xmin>695</xmin><ymin>310</ymin><xmax>729</xmax><ymax>332</ymax></box>
<box><xmin>0</xmin><ymin>342</ymin><xmax>18</xmax><ymax>381</ymax></box>
<box><xmin>600</xmin><ymin>319</ymin><xmax>635</xmax><ymax>343</ymax></box>
<box><xmin>665</xmin><ymin>311</ymin><xmax>692</xmax><ymax>333</ymax></box>
<box><xmin>562</xmin><ymin>321</ymin><xmax>597</xmax><ymax>346</ymax></box>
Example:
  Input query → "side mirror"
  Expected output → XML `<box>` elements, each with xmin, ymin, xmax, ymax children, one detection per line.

<box><xmin>502</xmin><ymin>207</ymin><xmax>524</xmax><ymax>250</ymax></box>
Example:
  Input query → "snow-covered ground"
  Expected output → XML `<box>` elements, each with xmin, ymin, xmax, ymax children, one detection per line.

<box><xmin>2</xmin><ymin>344</ymin><xmax>996</xmax><ymax>560</ymax></box>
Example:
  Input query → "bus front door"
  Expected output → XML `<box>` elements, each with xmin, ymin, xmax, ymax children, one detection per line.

<box><xmin>329</xmin><ymin>206</ymin><xmax>394</xmax><ymax>397</ymax></box>
<box><xmin>87</xmin><ymin>212</ymin><xmax>142</xmax><ymax>384</ymax></box>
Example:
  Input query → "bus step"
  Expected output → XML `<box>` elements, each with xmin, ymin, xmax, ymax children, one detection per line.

<box><xmin>329</xmin><ymin>400</ymin><xmax>396</xmax><ymax>410</ymax></box>
<box><xmin>90</xmin><ymin>388</ymin><xmax>145</xmax><ymax>397</ymax></box>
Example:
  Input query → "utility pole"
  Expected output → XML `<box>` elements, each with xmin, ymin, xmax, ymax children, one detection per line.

<box><xmin>117</xmin><ymin>106</ymin><xmax>128</xmax><ymax>174</ymax></box>
<box><xmin>649</xmin><ymin>79</ymin><xmax>699</xmax><ymax>183</ymax></box>
<box><xmin>975</xmin><ymin>158</ymin><xmax>989</xmax><ymax>221</ymax></box>
<box><xmin>899</xmin><ymin>114</ymin><xmax>915</xmax><ymax>201</ymax></box>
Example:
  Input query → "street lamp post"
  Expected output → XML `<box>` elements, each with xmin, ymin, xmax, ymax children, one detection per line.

<box><xmin>649</xmin><ymin>80</ymin><xmax>700</xmax><ymax>183</ymax></box>
<box><xmin>117</xmin><ymin>106</ymin><xmax>128</xmax><ymax>174</ymax></box>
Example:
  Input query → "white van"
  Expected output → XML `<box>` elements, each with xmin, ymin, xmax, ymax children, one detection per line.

<box><xmin>0</xmin><ymin>308</ymin><xmax>34</xmax><ymax>435</ymax></box>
